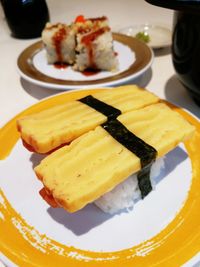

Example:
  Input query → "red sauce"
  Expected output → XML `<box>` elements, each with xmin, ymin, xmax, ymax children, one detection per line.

<box><xmin>75</xmin><ymin>15</ymin><xmax>107</xmax><ymax>25</ymax></box>
<box><xmin>52</xmin><ymin>26</ymin><xmax>67</xmax><ymax>62</ymax></box>
<box><xmin>82</xmin><ymin>69</ymin><xmax>100</xmax><ymax>76</ymax></box>
<box><xmin>76</xmin><ymin>16</ymin><xmax>108</xmax><ymax>34</ymax></box>
<box><xmin>81</xmin><ymin>27</ymin><xmax>109</xmax><ymax>45</ymax></box>
<box><xmin>22</xmin><ymin>139</ymin><xmax>70</xmax><ymax>154</ymax></box>
<box><xmin>74</xmin><ymin>15</ymin><xmax>85</xmax><ymax>23</ymax></box>
<box><xmin>22</xmin><ymin>139</ymin><xmax>36</xmax><ymax>153</ymax></box>
<box><xmin>87</xmin><ymin>16</ymin><xmax>107</xmax><ymax>22</ymax></box>
<box><xmin>81</xmin><ymin>26</ymin><xmax>110</xmax><ymax>68</ymax></box>
<box><xmin>77</xmin><ymin>26</ymin><xmax>91</xmax><ymax>34</ymax></box>
<box><xmin>53</xmin><ymin>62</ymin><xmax>68</xmax><ymax>69</ymax></box>
<box><xmin>39</xmin><ymin>188</ymin><xmax>59</xmax><ymax>208</ymax></box>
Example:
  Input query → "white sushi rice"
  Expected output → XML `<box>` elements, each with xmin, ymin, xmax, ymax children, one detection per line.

<box><xmin>42</xmin><ymin>23</ymin><xmax>76</xmax><ymax>64</ymax></box>
<box><xmin>94</xmin><ymin>157</ymin><xmax>165</xmax><ymax>214</ymax></box>
<box><xmin>74</xmin><ymin>31</ymin><xmax>118</xmax><ymax>71</ymax></box>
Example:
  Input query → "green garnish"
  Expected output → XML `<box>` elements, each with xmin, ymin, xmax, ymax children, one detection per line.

<box><xmin>135</xmin><ymin>31</ymin><xmax>150</xmax><ymax>43</ymax></box>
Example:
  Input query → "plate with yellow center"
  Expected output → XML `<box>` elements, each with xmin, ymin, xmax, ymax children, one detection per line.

<box><xmin>0</xmin><ymin>88</ymin><xmax>200</xmax><ymax>267</ymax></box>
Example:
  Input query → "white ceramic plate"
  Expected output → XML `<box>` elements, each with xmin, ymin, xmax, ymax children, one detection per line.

<box><xmin>119</xmin><ymin>24</ymin><xmax>172</xmax><ymax>49</ymax></box>
<box><xmin>0</xmin><ymin>89</ymin><xmax>200</xmax><ymax>267</ymax></box>
<box><xmin>17</xmin><ymin>33</ymin><xmax>153</xmax><ymax>90</ymax></box>
<box><xmin>0</xmin><ymin>141</ymin><xmax>191</xmax><ymax>252</ymax></box>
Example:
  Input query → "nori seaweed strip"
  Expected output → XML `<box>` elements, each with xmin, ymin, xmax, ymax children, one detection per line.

<box><xmin>101</xmin><ymin>119</ymin><xmax>157</xmax><ymax>198</ymax></box>
<box><xmin>78</xmin><ymin>95</ymin><xmax>121</xmax><ymax>120</ymax></box>
<box><xmin>137</xmin><ymin>164</ymin><xmax>154</xmax><ymax>198</ymax></box>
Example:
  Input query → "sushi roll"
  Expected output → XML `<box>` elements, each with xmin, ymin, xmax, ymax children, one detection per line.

<box><xmin>73</xmin><ymin>16</ymin><xmax>118</xmax><ymax>71</ymax></box>
<box><xmin>41</xmin><ymin>15</ymin><xmax>118</xmax><ymax>71</ymax></box>
<box><xmin>34</xmin><ymin>103</ymin><xmax>195</xmax><ymax>214</ymax></box>
<box><xmin>41</xmin><ymin>22</ymin><xmax>76</xmax><ymax>64</ymax></box>
<box><xmin>16</xmin><ymin>85</ymin><xmax>159</xmax><ymax>154</ymax></box>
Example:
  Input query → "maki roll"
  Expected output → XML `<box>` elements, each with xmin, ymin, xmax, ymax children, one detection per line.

<box><xmin>41</xmin><ymin>22</ymin><xmax>76</xmax><ymax>64</ymax></box>
<box><xmin>74</xmin><ymin>16</ymin><xmax>118</xmax><ymax>71</ymax></box>
<box><xmin>41</xmin><ymin>15</ymin><xmax>118</xmax><ymax>71</ymax></box>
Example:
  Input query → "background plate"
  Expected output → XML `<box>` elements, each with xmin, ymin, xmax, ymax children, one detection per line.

<box><xmin>17</xmin><ymin>33</ymin><xmax>153</xmax><ymax>90</ymax></box>
<box><xmin>119</xmin><ymin>24</ymin><xmax>172</xmax><ymax>49</ymax></box>
<box><xmin>0</xmin><ymin>89</ymin><xmax>200</xmax><ymax>267</ymax></box>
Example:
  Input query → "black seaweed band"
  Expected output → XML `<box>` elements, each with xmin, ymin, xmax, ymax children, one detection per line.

<box><xmin>101</xmin><ymin>119</ymin><xmax>157</xmax><ymax>198</ymax></box>
<box><xmin>78</xmin><ymin>95</ymin><xmax>121</xmax><ymax>120</ymax></box>
<box><xmin>78</xmin><ymin>95</ymin><xmax>157</xmax><ymax>198</ymax></box>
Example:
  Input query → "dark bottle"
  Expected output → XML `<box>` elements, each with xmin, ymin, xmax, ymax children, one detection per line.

<box><xmin>145</xmin><ymin>0</ymin><xmax>200</xmax><ymax>105</ymax></box>
<box><xmin>172</xmin><ymin>10</ymin><xmax>200</xmax><ymax>105</ymax></box>
<box><xmin>1</xmin><ymin>0</ymin><xmax>50</xmax><ymax>39</ymax></box>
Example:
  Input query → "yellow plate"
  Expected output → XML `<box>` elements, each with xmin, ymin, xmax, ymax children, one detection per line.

<box><xmin>0</xmin><ymin>89</ymin><xmax>200</xmax><ymax>267</ymax></box>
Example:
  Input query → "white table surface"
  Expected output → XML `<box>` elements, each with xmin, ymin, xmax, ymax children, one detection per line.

<box><xmin>0</xmin><ymin>0</ymin><xmax>200</xmax><ymax>266</ymax></box>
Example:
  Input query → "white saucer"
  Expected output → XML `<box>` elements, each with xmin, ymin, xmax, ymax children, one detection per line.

<box><xmin>119</xmin><ymin>24</ymin><xmax>172</xmax><ymax>49</ymax></box>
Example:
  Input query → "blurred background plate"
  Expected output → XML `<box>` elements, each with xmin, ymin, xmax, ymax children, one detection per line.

<box><xmin>119</xmin><ymin>24</ymin><xmax>172</xmax><ymax>49</ymax></box>
<box><xmin>17</xmin><ymin>33</ymin><xmax>153</xmax><ymax>90</ymax></box>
